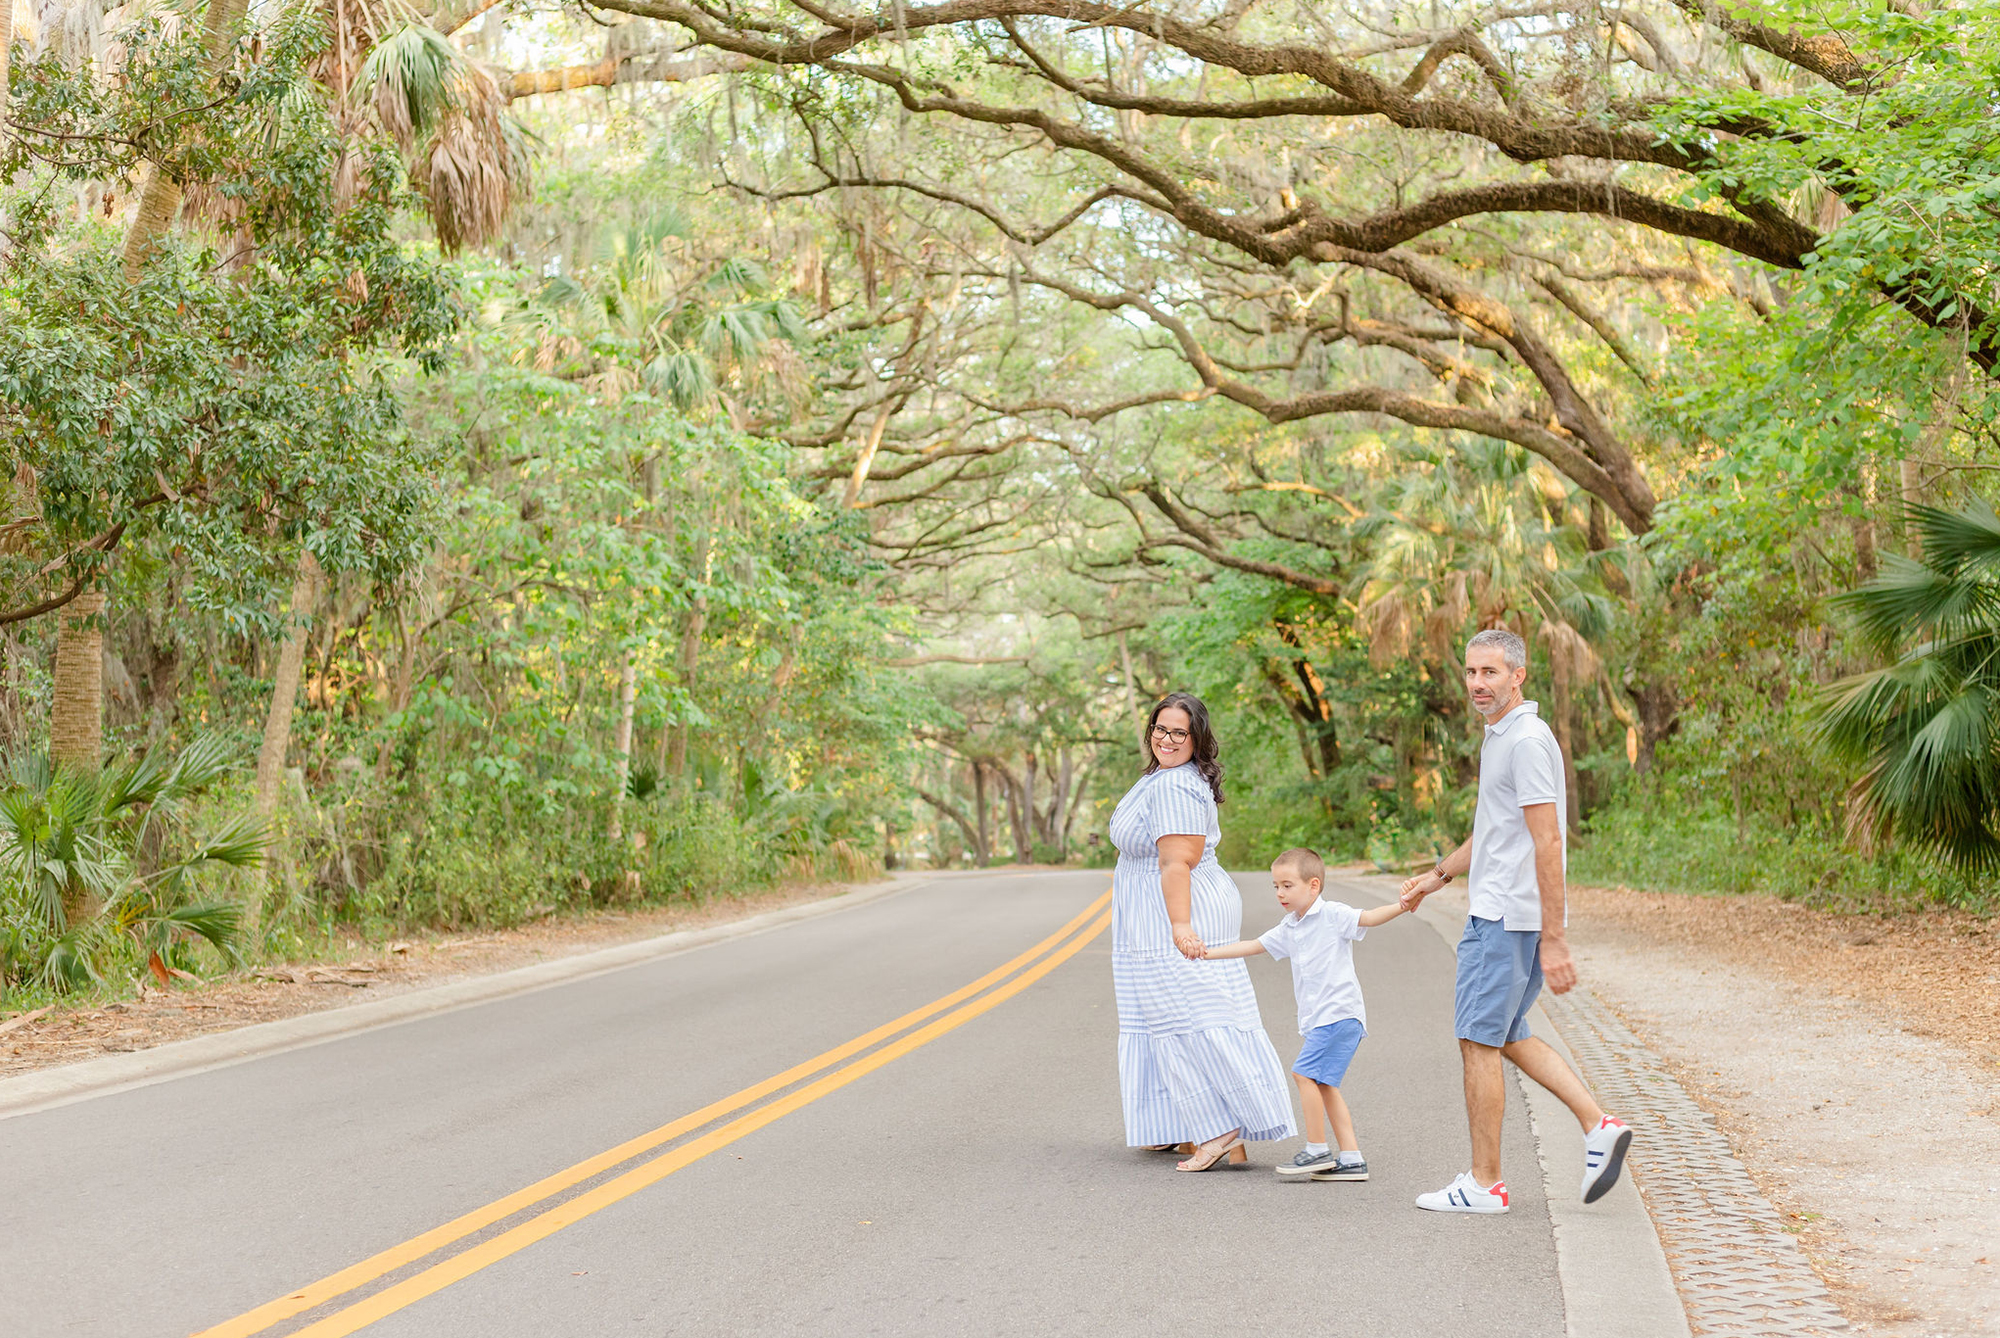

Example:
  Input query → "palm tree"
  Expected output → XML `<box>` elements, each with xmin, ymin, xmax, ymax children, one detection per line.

<box><xmin>1354</xmin><ymin>440</ymin><xmax>1618</xmax><ymax>826</ymax></box>
<box><xmin>522</xmin><ymin>220</ymin><xmax>809</xmax><ymax>417</ymax></box>
<box><xmin>0</xmin><ymin>737</ymin><xmax>267</xmax><ymax>988</ymax></box>
<box><xmin>356</xmin><ymin>19</ymin><xmax>528</xmax><ymax>253</ymax></box>
<box><xmin>1820</xmin><ymin>501</ymin><xmax>2000</xmax><ymax>870</ymax></box>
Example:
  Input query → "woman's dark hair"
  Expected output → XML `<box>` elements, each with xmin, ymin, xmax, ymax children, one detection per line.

<box><xmin>1142</xmin><ymin>691</ymin><xmax>1225</xmax><ymax>803</ymax></box>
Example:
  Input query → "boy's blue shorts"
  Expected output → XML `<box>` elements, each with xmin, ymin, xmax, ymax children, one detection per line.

<box><xmin>1454</xmin><ymin>914</ymin><xmax>1543</xmax><ymax>1048</ymax></box>
<box><xmin>1292</xmin><ymin>1018</ymin><xmax>1365</xmax><ymax>1087</ymax></box>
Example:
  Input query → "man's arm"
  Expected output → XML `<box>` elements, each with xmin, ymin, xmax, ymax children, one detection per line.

<box><xmin>1522</xmin><ymin>801</ymin><xmax>1576</xmax><ymax>995</ymax></box>
<box><xmin>1201</xmin><ymin>939</ymin><xmax>1266</xmax><ymax>960</ymax></box>
<box><xmin>1399</xmin><ymin>836</ymin><xmax>1472</xmax><ymax>910</ymax></box>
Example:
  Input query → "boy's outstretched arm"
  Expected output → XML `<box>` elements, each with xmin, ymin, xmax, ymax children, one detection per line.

<box><xmin>1201</xmin><ymin>940</ymin><xmax>1266</xmax><ymax>960</ymax></box>
<box><xmin>1357</xmin><ymin>901</ymin><xmax>1408</xmax><ymax>929</ymax></box>
<box><xmin>1400</xmin><ymin>836</ymin><xmax>1472</xmax><ymax>910</ymax></box>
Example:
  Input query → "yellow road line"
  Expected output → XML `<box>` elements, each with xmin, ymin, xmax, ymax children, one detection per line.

<box><xmin>196</xmin><ymin>889</ymin><xmax>1112</xmax><ymax>1338</ymax></box>
<box><xmin>287</xmin><ymin>906</ymin><xmax>1112</xmax><ymax>1337</ymax></box>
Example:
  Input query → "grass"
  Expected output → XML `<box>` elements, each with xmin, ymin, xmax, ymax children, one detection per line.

<box><xmin>1571</xmin><ymin>800</ymin><xmax>1996</xmax><ymax>914</ymax></box>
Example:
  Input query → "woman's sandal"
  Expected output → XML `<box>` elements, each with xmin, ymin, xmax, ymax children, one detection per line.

<box><xmin>1175</xmin><ymin>1134</ymin><xmax>1247</xmax><ymax>1172</ymax></box>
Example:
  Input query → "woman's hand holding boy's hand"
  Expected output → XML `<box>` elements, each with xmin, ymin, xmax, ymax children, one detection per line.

<box><xmin>1171</xmin><ymin>923</ymin><xmax>1205</xmax><ymax>959</ymax></box>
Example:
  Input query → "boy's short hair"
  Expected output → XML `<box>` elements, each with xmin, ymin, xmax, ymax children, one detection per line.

<box><xmin>1271</xmin><ymin>847</ymin><xmax>1325</xmax><ymax>884</ymax></box>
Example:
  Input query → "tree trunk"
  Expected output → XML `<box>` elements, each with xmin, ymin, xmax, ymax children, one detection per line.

<box><xmin>1901</xmin><ymin>457</ymin><xmax>1924</xmax><ymax>558</ymax></box>
<box><xmin>666</xmin><ymin>529</ymin><xmax>709</xmax><ymax>777</ymax></box>
<box><xmin>1022</xmin><ymin>750</ymin><xmax>1037</xmax><ymax>853</ymax></box>
<box><xmin>1117</xmin><ymin>629</ymin><xmax>1138</xmax><ymax>722</ymax></box>
<box><xmin>244</xmin><ymin>555</ymin><xmax>320</xmax><ymax>943</ymax></box>
<box><xmin>1002</xmin><ymin>767</ymin><xmax>1030</xmax><ymax>863</ymax></box>
<box><xmin>608</xmin><ymin>650</ymin><xmax>639</xmax><ymax>838</ymax></box>
<box><xmin>915</xmin><ymin>783</ymin><xmax>979</xmax><ymax>860</ymax></box>
<box><xmin>0</xmin><ymin>0</ymin><xmax>13</xmax><ymax>128</ymax></box>
<box><xmin>255</xmin><ymin>554</ymin><xmax>322</xmax><ymax>815</ymax></box>
<box><xmin>972</xmin><ymin>761</ymin><xmax>990</xmax><ymax>867</ymax></box>
<box><xmin>1623</xmin><ymin>679</ymin><xmax>1679</xmax><ymax>774</ymax></box>
<box><xmin>121</xmin><ymin>0</ymin><xmax>250</xmax><ymax>279</ymax></box>
<box><xmin>50</xmin><ymin>590</ymin><xmax>106</xmax><ymax>771</ymax></box>
<box><xmin>1056</xmin><ymin>752</ymin><xmax>1088</xmax><ymax>844</ymax></box>
<box><xmin>1046</xmin><ymin>747</ymin><xmax>1072</xmax><ymax>852</ymax></box>
<box><xmin>842</xmin><ymin>400</ymin><xmax>897</xmax><ymax>508</ymax></box>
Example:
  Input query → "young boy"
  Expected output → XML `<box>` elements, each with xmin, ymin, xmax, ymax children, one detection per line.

<box><xmin>1203</xmin><ymin>847</ymin><xmax>1407</xmax><ymax>1180</ymax></box>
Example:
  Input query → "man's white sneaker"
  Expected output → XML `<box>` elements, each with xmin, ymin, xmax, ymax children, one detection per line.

<box><xmin>1581</xmin><ymin>1116</ymin><xmax>1632</xmax><ymax>1203</ymax></box>
<box><xmin>1415</xmin><ymin>1172</ymin><xmax>1509</xmax><ymax>1214</ymax></box>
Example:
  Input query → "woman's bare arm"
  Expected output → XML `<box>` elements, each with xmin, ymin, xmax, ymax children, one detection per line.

<box><xmin>1157</xmin><ymin>833</ymin><xmax>1206</xmax><ymax>958</ymax></box>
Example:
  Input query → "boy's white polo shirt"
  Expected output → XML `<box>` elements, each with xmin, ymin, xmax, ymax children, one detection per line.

<box><xmin>1468</xmin><ymin>699</ymin><xmax>1567</xmax><ymax>931</ymax></box>
<box><xmin>1257</xmin><ymin>897</ymin><xmax>1367</xmax><ymax>1035</ymax></box>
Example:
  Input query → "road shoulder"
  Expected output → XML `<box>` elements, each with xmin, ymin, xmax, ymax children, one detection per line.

<box><xmin>1573</xmin><ymin>884</ymin><xmax>2000</xmax><ymax>1336</ymax></box>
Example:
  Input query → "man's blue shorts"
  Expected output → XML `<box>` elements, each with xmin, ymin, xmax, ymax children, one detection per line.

<box><xmin>1292</xmin><ymin>1017</ymin><xmax>1365</xmax><ymax>1087</ymax></box>
<box><xmin>1454</xmin><ymin>915</ymin><xmax>1542</xmax><ymax>1048</ymax></box>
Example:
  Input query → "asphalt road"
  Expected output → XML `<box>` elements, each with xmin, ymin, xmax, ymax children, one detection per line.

<box><xmin>1</xmin><ymin>870</ymin><xmax>1563</xmax><ymax>1336</ymax></box>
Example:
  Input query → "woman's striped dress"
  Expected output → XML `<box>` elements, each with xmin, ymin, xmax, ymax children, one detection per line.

<box><xmin>1108</xmin><ymin>763</ymin><xmax>1296</xmax><ymax>1147</ymax></box>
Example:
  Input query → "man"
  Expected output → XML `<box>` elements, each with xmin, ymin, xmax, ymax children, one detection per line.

<box><xmin>1400</xmin><ymin>628</ymin><xmax>1632</xmax><ymax>1214</ymax></box>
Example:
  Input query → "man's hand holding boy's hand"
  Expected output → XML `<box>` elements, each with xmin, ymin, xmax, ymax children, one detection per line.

<box><xmin>1399</xmin><ymin>870</ymin><xmax>1445</xmax><ymax>911</ymax></box>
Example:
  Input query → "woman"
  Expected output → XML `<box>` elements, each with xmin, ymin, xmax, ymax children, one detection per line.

<box><xmin>1107</xmin><ymin>692</ymin><xmax>1295</xmax><ymax>1171</ymax></box>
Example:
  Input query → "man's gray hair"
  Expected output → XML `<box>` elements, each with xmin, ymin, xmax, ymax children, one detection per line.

<box><xmin>1467</xmin><ymin>627</ymin><xmax>1528</xmax><ymax>671</ymax></box>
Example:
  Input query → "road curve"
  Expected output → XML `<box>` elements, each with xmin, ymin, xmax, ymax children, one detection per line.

<box><xmin>1</xmin><ymin>869</ymin><xmax>1563</xmax><ymax>1336</ymax></box>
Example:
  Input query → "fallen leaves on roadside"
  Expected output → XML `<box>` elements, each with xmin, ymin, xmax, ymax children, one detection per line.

<box><xmin>0</xmin><ymin>1006</ymin><xmax>54</xmax><ymax>1036</ymax></box>
<box><xmin>255</xmin><ymin>965</ymin><xmax>379</xmax><ymax>988</ymax></box>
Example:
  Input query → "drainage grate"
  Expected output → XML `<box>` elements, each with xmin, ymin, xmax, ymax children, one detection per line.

<box><xmin>1541</xmin><ymin>987</ymin><xmax>1853</xmax><ymax>1337</ymax></box>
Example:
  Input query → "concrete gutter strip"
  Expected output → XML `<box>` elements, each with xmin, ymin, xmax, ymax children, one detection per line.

<box><xmin>1345</xmin><ymin>877</ymin><xmax>1691</xmax><ymax>1338</ymax></box>
<box><xmin>0</xmin><ymin>874</ymin><xmax>932</xmax><ymax>1122</ymax></box>
<box><xmin>1520</xmin><ymin>1003</ymin><xmax>1693</xmax><ymax>1338</ymax></box>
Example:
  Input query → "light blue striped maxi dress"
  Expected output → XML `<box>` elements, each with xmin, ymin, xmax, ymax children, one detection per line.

<box><xmin>1108</xmin><ymin>763</ymin><xmax>1296</xmax><ymax>1147</ymax></box>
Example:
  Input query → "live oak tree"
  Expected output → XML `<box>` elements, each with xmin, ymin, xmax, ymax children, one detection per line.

<box><xmin>553</xmin><ymin>0</ymin><xmax>1997</xmax><ymax>555</ymax></box>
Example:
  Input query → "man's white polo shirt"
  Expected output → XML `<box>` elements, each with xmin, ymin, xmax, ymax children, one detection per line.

<box><xmin>1257</xmin><ymin>897</ymin><xmax>1367</xmax><ymax>1035</ymax></box>
<box><xmin>1468</xmin><ymin>700</ymin><xmax>1566</xmax><ymax>932</ymax></box>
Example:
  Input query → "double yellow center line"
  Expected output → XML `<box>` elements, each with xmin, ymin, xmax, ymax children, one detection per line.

<box><xmin>195</xmin><ymin>887</ymin><xmax>1113</xmax><ymax>1338</ymax></box>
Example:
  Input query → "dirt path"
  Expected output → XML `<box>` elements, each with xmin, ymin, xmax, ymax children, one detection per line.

<box><xmin>0</xmin><ymin>882</ymin><xmax>854</xmax><ymax>1079</ymax></box>
<box><xmin>1571</xmin><ymin>885</ymin><xmax>2000</xmax><ymax>1337</ymax></box>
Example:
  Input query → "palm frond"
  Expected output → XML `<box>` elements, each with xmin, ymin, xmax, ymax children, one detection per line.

<box><xmin>647</xmin><ymin>350</ymin><xmax>715</xmax><ymax>411</ymax></box>
<box><xmin>358</xmin><ymin>22</ymin><xmax>459</xmax><ymax>150</ymax></box>
<box><xmin>1911</xmin><ymin>499</ymin><xmax>2000</xmax><ymax>578</ymax></box>
<box><xmin>1821</xmin><ymin>500</ymin><xmax>2000</xmax><ymax>870</ymax></box>
<box><xmin>102</xmin><ymin>745</ymin><xmax>172</xmax><ymax>813</ymax></box>
<box><xmin>8</xmin><ymin>751</ymin><xmax>50</xmax><ymax>792</ymax></box>
<box><xmin>155</xmin><ymin>901</ymin><xmax>244</xmax><ymax>956</ymax></box>
<box><xmin>177</xmin><ymin>813</ymin><xmax>273</xmax><ymax>870</ymax></box>
<box><xmin>40</xmin><ymin>925</ymin><xmax>102</xmax><ymax>991</ymax></box>
<box><xmin>1833</xmin><ymin>556</ymin><xmax>2000</xmax><ymax>656</ymax></box>
<box><xmin>160</xmin><ymin>734</ymin><xmax>244</xmax><ymax>802</ymax></box>
<box><xmin>707</xmin><ymin>256</ymin><xmax>765</xmax><ymax>295</ymax></box>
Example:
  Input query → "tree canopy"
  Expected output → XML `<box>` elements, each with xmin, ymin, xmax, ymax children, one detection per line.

<box><xmin>0</xmin><ymin>0</ymin><xmax>1995</xmax><ymax>998</ymax></box>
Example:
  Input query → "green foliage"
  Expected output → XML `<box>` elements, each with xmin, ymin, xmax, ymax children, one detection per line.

<box><xmin>1820</xmin><ymin>503</ymin><xmax>2000</xmax><ymax>870</ymax></box>
<box><xmin>0</xmin><ymin>10</ymin><xmax>458</xmax><ymax>621</ymax></box>
<box><xmin>1657</xmin><ymin>4</ymin><xmax>2000</xmax><ymax>354</ymax></box>
<box><xmin>1574</xmin><ymin>786</ymin><xmax>1993</xmax><ymax>913</ymax></box>
<box><xmin>0</xmin><ymin>741</ymin><xmax>266</xmax><ymax>992</ymax></box>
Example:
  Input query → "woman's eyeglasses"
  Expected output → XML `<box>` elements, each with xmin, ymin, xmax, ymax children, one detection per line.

<box><xmin>1150</xmin><ymin>725</ymin><xmax>1190</xmax><ymax>745</ymax></box>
